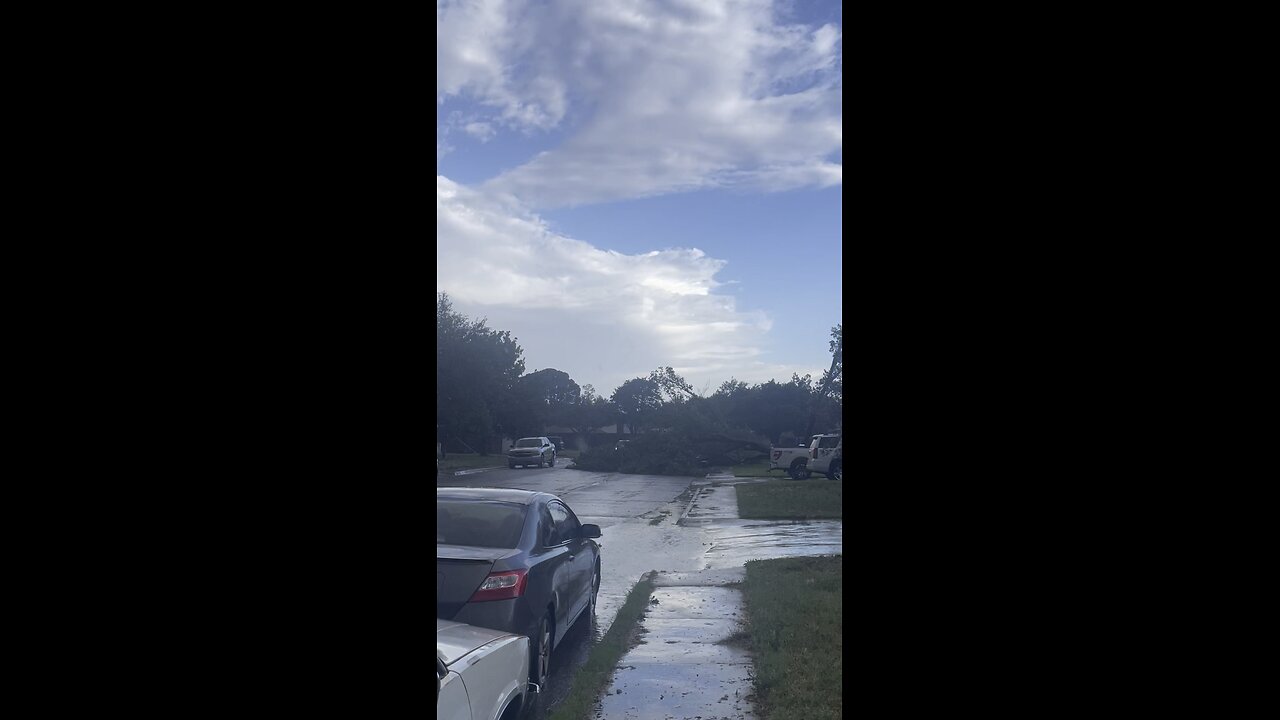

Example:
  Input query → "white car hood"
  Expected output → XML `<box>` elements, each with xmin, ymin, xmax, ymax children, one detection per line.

<box><xmin>436</xmin><ymin>619</ymin><xmax>521</xmax><ymax>666</ymax></box>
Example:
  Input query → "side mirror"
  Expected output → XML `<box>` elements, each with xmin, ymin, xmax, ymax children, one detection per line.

<box><xmin>580</xmin><ymin>524</ymin><xmax>602</xmax><ymax>538</ymax></box>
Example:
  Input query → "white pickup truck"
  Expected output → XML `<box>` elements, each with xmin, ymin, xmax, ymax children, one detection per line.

<box><xmin>770</xmin><ymin>435</ymin><xmax>822</xmax><ymax>480</ymax></box>
<box><xmin>807</xmin><ymin>434</ymin><xmax>842</xmax><ymax>481</ymax></box>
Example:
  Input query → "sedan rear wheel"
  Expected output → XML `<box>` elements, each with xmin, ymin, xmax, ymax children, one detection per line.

<box><xmin>531</xmin><ymin>612</ymin><xmax>553</xmax><ymax>686</ymax></box>
<box><xmin>589</xmin><ymin>565</ymin><xmax>599</xmax><ymax>616</ymax></box>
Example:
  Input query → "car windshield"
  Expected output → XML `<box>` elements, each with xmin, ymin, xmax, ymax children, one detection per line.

<box><xmin>515</xmin><ymin>438</ymin><xmax>541</xmax><ymax>448</ymax></box>
<box><xmin>437</xmin><ymin>500</ymin><xmax>527</xmax><ymax>548</ymax></box>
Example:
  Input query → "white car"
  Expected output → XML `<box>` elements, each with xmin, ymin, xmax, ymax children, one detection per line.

<box><xmin>770</xmin><ymin>435</ymin><xmax>823</xmax><ymax>480</ymax></box>
<box><xmin>807</xmin><ymin>434</ymin><xmax>843</xmax><ymax>481</ymax></box>
<box><xmin>437</xmin><ymin>619</ymin><xmax>531</xmax><ymax>720</ymax></box>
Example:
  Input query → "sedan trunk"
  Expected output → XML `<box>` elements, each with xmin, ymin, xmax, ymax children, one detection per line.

<box><xmin>437</xmin><ymin>545</ymin><xmax>514</xmax><ymax>619</ymax></box>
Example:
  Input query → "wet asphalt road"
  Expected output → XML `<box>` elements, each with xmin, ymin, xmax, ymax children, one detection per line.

<box><xmin>437</xmin><ymin>462</ymin><xmax>843</xmax><ymax>719</ymax></box>
<box><xmin>438</xmin><ymin>462</ymin><xmax>695</xmax><ymax>718</ymax></box>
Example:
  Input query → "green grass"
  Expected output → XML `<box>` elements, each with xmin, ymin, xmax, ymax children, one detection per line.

<box><xmin>548</xmin><ymin>574</ymin><xmax>656</xmax><ymax>720</ymax></box>
<box><xmin>735</xmin><ymin>480</ymin><xmax>842</xmax><ymax>519</ymax></box>
<box><xmin>437</xmin><ymin>453</ymin><xmax>507</xmax><ymax>473</ymax></box>
<box><xmin>728</xmin><ymin>456</ymin><xmax>787</xmax><ymax>478</ymax></box>
<box><xmin>741</xmin><ymin>555</ymin><xmax>843</xmax><ymax>720</ymax></box>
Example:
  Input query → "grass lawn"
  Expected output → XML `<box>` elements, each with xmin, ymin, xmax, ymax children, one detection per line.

<box><xmin>741</xmin><ymin>555</ymin><xmax>843</xmax><ymax>720</ymax></box>
<box><xmin>437</xmin><ymin>453</ymin><xmax>506</xmax><ymax>473</ymax></box>
<box><xmin>735</xmin><ymin>480</ymin><xmax>842</xmax><ymax>519</ymax></box>
<box><xmin>727</xmin><ymin>456</ymin><xmax>787</xmax><ymax>479</ymax></box>
<box><xmin>548</xmin><ymin>574</ymin><xmax>656</xmax><ymax>720</ymax></box>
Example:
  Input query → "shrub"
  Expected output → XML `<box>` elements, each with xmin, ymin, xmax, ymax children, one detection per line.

<box><xmin>569</xmin><ymin>433</ymin><xmax>704</xmax><ymax>476</ymax></box>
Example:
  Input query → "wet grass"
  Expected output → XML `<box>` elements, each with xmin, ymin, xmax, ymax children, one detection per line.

<box><xmin>547</xmin><ymin>574</ymin><xmax>656</xmax><ymax>720</ymax></box>
<box><xmin>735</xmin><ymin>480</ymin><xmax>843</xmax><ymax>519</ymax></box>
<box><xmin>727</xmin><ymin>456</ymin><xmax>785</xmax><ymax>478</ymax></box>
<box><xmin>436</xmin><ymin>453</ymin><xmax>506</xmax><ymax>473</ymax></box>
<box><xmin>741</xmin><ymin>555</ymin><xmax>843</xmax><ymax>720</ymax></box>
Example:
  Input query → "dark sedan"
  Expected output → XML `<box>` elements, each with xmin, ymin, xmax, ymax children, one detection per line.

<box><xmin>436</xmin><ymin>487</ymin><xmax>602</xmax><ymax>689</ymax></box>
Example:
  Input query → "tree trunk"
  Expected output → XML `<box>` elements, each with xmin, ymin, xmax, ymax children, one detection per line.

<box><xmin>804</xmin><ymin>348</ymin><xmax>842</xmax><ymax>439</ymax></box>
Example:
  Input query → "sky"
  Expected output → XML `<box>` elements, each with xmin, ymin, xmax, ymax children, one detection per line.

<box><xmin>437</xmin><ymin>0</ymin><xmax>842</xmax><ymax>398</ymax></box>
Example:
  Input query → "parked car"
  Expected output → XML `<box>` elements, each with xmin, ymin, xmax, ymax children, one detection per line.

<box><xmin>613</xmin><ymin>439</ymin><xmax>631</xmax><ymax>451</ymax></box>
<box><xmin>807</xmin><ymin>433</ymin><xmax>843</xmax><ymax>481</ymax></box>
<box><xmin>437</xmin><ymin>487</ymin><xmax>602</xmax><ymax>687</ymax></box>
<box><xmin>437</xmin><ymin>618</ymin><xmax>529</xmax><ymax>720</ymax></box>
<box><xmin>508</xmin><ymin>437</ymin><xmax>557</xmax><ymax>468</ymax></box>
<box><xmin>547</xmin><ymin>436</ymin><xmax>565</xmax><ymax>452</ymax></box>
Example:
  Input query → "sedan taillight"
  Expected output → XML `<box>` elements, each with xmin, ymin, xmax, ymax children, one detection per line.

<box><xmin>470</xmin><ymin>568</ymin><xmax>529</xmax><ymax>602</ymax></box>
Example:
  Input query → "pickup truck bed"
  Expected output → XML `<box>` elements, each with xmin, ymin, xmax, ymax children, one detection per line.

<box><xmin>770</xmin><ymin>446</ymin><xmax>813</xmax><ymax>480</ymax></box>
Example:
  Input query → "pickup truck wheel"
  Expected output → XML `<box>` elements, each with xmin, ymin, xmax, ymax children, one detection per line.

<box><xmin>789</xmin><ymin>459</ymin><xmax>811</xmax><ymax>480</ymax></box>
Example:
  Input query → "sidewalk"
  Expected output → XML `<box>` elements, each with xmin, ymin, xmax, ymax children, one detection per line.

<box><xmin>595</xmin><ymin>566</ymin><xmax>756</xmax><ymax>720</ymax></box>
<box><xmin>591</xmin><ymin>476</ymin><xmax>757</xmax><ymax>717</ymax></box>
<box><xmin>593</xmin><ymin>476</ymin><xmax>841</xmax><ymax>719</ymax></box>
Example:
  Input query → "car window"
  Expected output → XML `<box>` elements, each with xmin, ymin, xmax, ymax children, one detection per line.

<box><xmin>539</xmin><ymin>506</ymin><xmax>556</xmax><ymax>547</ymax></box>
<box><xmin>515</xmin><ymin>438</ymin><xmax>541</xmax><ymax>448</ymax></box>
<box><xmin>548</xmin><ymin>501</ymin><xmax>580</xmax><ymax>543</ymax></box>
<box><xmin>437</xmin><ymin>501</ymin><xmax>527</xmax><ymax>548</ymax></box>
<box><xmin>818</xmin><ymin>436</ymin><xmax>840</xmax><ymax>448</ymax></box>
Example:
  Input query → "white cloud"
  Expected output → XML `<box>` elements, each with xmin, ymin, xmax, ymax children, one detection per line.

<box><xmin>437</xmin><ymin>0</ymin><xmax>841</xmax><ymax>208</ymax></box>
<box><xmin>437</xmin><ymin>175</ymin><xmax>806</xmax><ymax>393</ymax></box>
<box><xmin>463</xmin><ymin>121</ymin><xmax>496</xmax><ymax>142</ymax></box>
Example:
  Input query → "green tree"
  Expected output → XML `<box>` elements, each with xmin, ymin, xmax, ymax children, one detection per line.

<box><xmin>805</xmin><ymin>323</ymin><xmax>843</xmax><ymax>438</ymax></box>
<box><xmin>522</xmin><ymin>368</ymin><xmax>581</xmax><ymax>406</ymax></box>
<box><xmin>610</xmin><ymin>377</ymin><xmax>663</xmax><ymax>433</ymax></box>
<box><xmin>437</xmin><ymin>293</ymin><xmax>526</xmax><ymax>452</ymax></box>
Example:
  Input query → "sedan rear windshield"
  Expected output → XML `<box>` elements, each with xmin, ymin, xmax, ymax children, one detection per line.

<box><xmin>437</xmin><ymin>501</ymin><xmax>528</xmax><ymax>548</ymax></box>
<box><xmin>514</xmin><ymin>438</ymin><xmax>542</xmax><ymax>448</ymax></box>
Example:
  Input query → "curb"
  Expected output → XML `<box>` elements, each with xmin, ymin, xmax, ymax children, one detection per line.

<box><xmin>450</xmin><ymin>466</ymin><xmax>505</xmax><ymax>476</ymax></box>
<box><xmin>676</xmin><ymin>486</ymin><xmax>706</xmax><ymax>526</ymax></box>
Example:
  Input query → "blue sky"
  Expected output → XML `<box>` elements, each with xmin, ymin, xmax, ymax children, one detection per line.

<box><xmin>437</xmin><ymin>0</ymin><xmax>841</xmax><ymax>397</ymax></box>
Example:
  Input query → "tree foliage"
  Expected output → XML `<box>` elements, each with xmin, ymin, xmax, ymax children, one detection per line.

<box><xmin>522</xmin><ymin>368</ymin><xmax>581</xmax><ymax>406</ymax></box>
<box><xmin>437</xmin><ymin>293</ymin><xmax>527</xmax><ymax>450</ymax></box>
<box><xmin>610</xmin><ymin>377</ymin><xmax>664</xmax><ymax>433</ymax></box>
<box><xmin>437</xmin><ymin>296</ymin><xmax>840</xmax><ymax>466</ymax></box>
<box><xmin>804</xmin><ymin>323</ymin><xmax>843</xmax><ymax>437</ymax></box>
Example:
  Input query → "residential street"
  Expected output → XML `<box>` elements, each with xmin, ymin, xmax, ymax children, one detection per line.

<box><xmin>438</xmin><ymin>464</ymin><xmax>843</xmax><ymax>719</ymax></box>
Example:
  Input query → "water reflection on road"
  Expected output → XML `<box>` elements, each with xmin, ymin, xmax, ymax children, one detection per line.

<box><xmin>438</xmin><ymin>468</ymin><xmax>842</xmax><ymax>719</ymax></box>
<box><xmin>529</xmin><ymin>516</ymin><xmax>841</xmax><ymax>719</ymax></box>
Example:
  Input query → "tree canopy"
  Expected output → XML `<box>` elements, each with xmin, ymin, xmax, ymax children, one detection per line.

<box><xmin>438</xmin><ymin>296</ymin><xmax>840</xmax><ymax>462</ymax></box>
<box><xmin>437</xmin><ymin>293</ymin><xmax>527</xmax><ymax>450</ymax></box>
